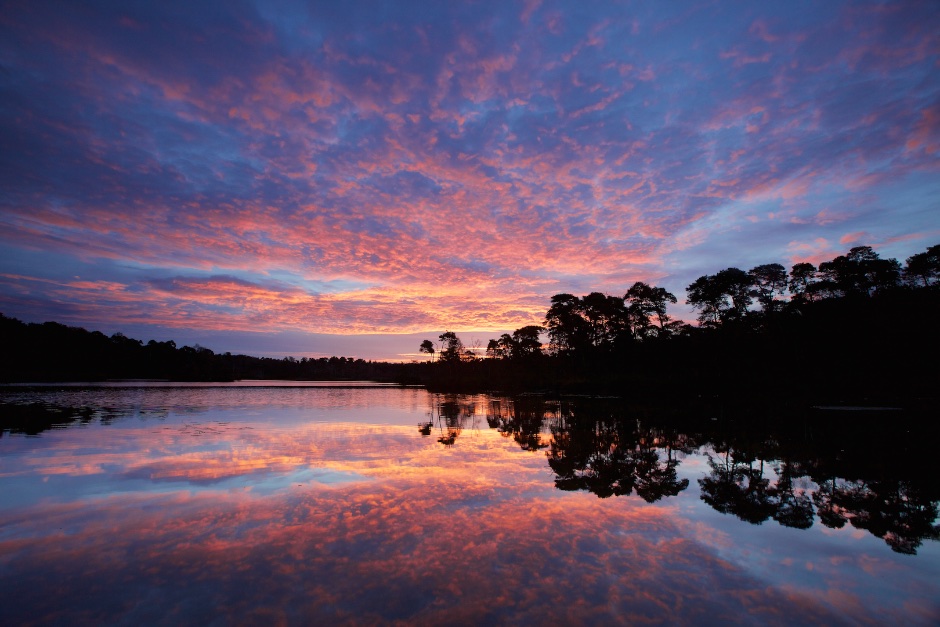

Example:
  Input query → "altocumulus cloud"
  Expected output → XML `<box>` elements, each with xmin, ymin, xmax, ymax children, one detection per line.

<box><xmin>0</xmin><ymin>0</ymin><xmax>937</xmax><ymax>358</ymax></box>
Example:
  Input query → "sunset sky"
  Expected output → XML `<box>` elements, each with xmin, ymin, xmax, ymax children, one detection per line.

<box><xmin>1</xmin><ymin>1</ymin><xmax>938</xmax><ymax>361</ymax></box>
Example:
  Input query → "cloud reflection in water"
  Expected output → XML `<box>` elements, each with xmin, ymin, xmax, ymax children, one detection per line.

<box><xmin>0</xmin><ymin>390</ymin><xmax>937</xmax><ymax>624</ymax></box>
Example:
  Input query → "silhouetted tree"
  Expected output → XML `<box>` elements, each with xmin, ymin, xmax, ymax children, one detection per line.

<box><xmin>748</xmin><ymin>263</ymin><xmax>787</xmax><ymax>313</ymax></box>
<box><xmin>686</xmin><ymin>268</ymin><xmax>753</xmax><ymax>326</ymax></box>
<box><xmin>788</xmin><ymin>262</ymin><xmax>819</xmax><ymax>303</ymax></box>
<box><xmin>625</xmin><ymin>282</ymin><xmax>677</xmax><ymax>338</ymax></box>
<box><xmin>437</xmin><ymin>331</ymin><xmax>465</xmax><ymax>363</ymax></box>
<box><xmin>686</xmin><ymin>275</ymin><xmax>724</xmax><ymax>327</ymax></box>
<box><xmin>717</xmin><ymin>268</ymin><xmax>755</xmax><ymax>320</ymax></box>
<box><xmin>510</xmin><ymin>325</ymin><xmax>544</xmax><ymax>359</ymax></box>
<box><xmin>904</xmin><ymin>244</ymin><xmax>940</xmax><ymax>287</ymax></box>
<box><xmin>818</xmin><ymin>246</ymin><xmax>900</xmax><ymax>297</ymax></box>
<box><xmin>419</xmin><ymin>339</ymin><xmax>435</xmax><ymax>361</ymax></box>
<box><xmin>486</xmin><ymin>330</ymin><xmax>541</xmax><ymax>360</ymax></box>
<box><xmin>545</xmin><ymin>293</ymin><xmax>628</xmax><ymax>354</ymax></box>
<box><xmin>486</xmin><ymin>336</ymin><xmax>509</xmax><ymax>359</ymax></box>
<box><xmin>580</xmin><ymin>292</ymin><xmax>630</xmax><ymax>349</ymax></box>
<box><xmin>545</xmin><ymin>293</ymin><xmax>590</xmax><ymax>355</ymax></box>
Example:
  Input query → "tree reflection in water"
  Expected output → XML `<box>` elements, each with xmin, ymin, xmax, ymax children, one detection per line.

<box><xmin>417</xmin><ymin>395</ymin><xmax>481</xmax><ymax>446</ymax></box>
<box><xmin>473</xmin><ymin>398</ymin><xmax>940</xmax><ymax>555</ymax></box>
<box><xmin>486</xmin><ymin>396</ymin><xmax>549</xmax><ymax>452</ymax></box>
<box><xmin>5</xmin><ymin>396</ymin><xmax>938</xmax><ymax>555</ymax></box>
<box><xmin>633</xmin><ymin>429</ymin><xmax>690</xmax><ymax>503</ymax></box>
<box><xmin>771</xmin><ymin>459</ymin><xmax>815</xmax><ymax>530</ymax></box>
<box><xmin>548</xmin><ymin>410</ymin><xmax>637</xmax><ymax>498</ymax></box>
<box><xmin>813</xmin><ymin>477</ymin><xmax>939</xmax><ymax>555</ymax></box>
<box><xmin>693</xmin><ymin>410</ymin><xmax>940</xmax><ymax>554</ymax></box>
<box><xmin>484</xmin><ymin>398</ymin><xmax>691</xmax><ymax>502</ymax></box>
<box><xmin>700</xmin><ymin>450</ymin><xmax>780</xmax><ymax>525</ymax></box>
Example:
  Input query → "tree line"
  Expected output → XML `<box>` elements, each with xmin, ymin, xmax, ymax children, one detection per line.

<box><xmin>421</xmin><ymin>243</ymin><xmax>938</xmax><ymax>361</ymax></box>
<box><xmin>0</xmin><ymin>314</ymin><xmax>412</xmax><ymax>383</ymax></box>
<box><xmin>418</xmin><ymin>243</ymin><xmax>939</xmax><ymax>401</ymax></box>
<box><xmin>2</xmin><ymin>242</ymin><xmax>936</xmax><ymax>400</ymax></box>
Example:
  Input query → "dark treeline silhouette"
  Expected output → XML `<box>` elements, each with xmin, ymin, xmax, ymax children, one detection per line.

<box><xmin>0</xmin><ymin>314</ymin><xmax>421</xmax><ymax>384</ymax></box>
<box><xmin>416</xmin><ymin>395</ymin><xmax>939</xmax><ymax>554</ymax></box>
<box><xmin>419</xmin><ymin>243</ymin><xmax>939</xmax><ymax>404</ymax></box>
<box><xmin>2</xmin><ymin>242</ymin><xmax>937</xmax><ymax>403</ymax></box>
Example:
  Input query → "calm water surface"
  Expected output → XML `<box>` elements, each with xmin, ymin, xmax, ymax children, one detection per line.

<box><xmin>1</xmin><ymin>384</ymin><xmax>937</xmax><ymax>625</ymax></box>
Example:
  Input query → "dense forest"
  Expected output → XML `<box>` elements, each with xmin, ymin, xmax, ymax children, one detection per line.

<box><xmin>2</xmin><ymin>243</ymin><xmax>937</xmax><ymax>404</ymax></box>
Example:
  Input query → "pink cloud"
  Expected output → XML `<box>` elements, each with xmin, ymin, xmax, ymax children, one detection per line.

<box><xmin>719</xmin><ymin>49</ymin><xmax>772</xmax><ymax>67</ymax></box>
<box><xmin>839</xmin><ymin>231</ymin><xmax>869</xmax><ymax>246</ymax></box>
<box><xmin>749</xmin><ymin>19</ymin><xmax>780</xmax><ymax>44</ymax></box>
<box><xmin>786</xmin><ymin>238</ymin><xmax>839</xmax><ymax>265</ymax></box>
<box><xmin>905</xmin><ymin>106</ymin><xmax>939</xmax><ymax>155</ymax></box>
<box><xmin>520</xmin><ymin>0</ymin><xmax>542</xmax><ymax>25</ymax></box>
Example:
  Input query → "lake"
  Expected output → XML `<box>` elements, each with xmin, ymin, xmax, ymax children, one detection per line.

<box><xmin>1</xmin><ymin>383</ymin><xmax>937</xmax><ymax>625</ymax></box>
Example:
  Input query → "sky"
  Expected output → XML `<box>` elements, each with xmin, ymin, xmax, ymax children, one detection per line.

<box><xmin>1</xmin><ymin>0</ymin><xmax>938</xmax><ymax>361</ymax></box>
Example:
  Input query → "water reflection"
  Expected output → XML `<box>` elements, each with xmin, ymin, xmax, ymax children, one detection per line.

<box><xmin>5</xmin><ymin>393</ymin><xmax>937</xmax><ymax>556</ymax></box>
<box><xmin>470</xmin><ymin>397</ymin><xmax>939</xmax><ymax>556</ymax></box>
<box><xmin>546</xmin><ymin>402</ymin><xmax>691</xmax><ymax>502</ymax></box>
<box><xmin>700</xmin><ymin>451</ymin><xmax>780</xmax><ymax>525</ymax></box>
<box><xmin>692</xmin><ymin>424</ymin><xmax>940</xmax><ymax>555</ymax></box>
<box><xmin>486</xmin><ymin>396</ymin><xmax>549</xmax><ymax>452</ymax></box>
<box><xmin>1</xmin><ymin>387</ymin><xmax>938</xmax><ymax>624</ymax></box>
<box><xmin>813</xmin><ymin>477</ymin><xmax>939</xmax><ymax>555</ymax></box>
<box><xmin>417</xmin><ymin>395</ymin><xmax>483</xmax><ymax>446</ymax></box>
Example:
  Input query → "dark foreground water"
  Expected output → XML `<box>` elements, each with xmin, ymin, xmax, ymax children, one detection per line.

<box><xmin>1</xmin><ymin>384</ymin><xmax>937</xmax><ymax>625</ymax></box>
